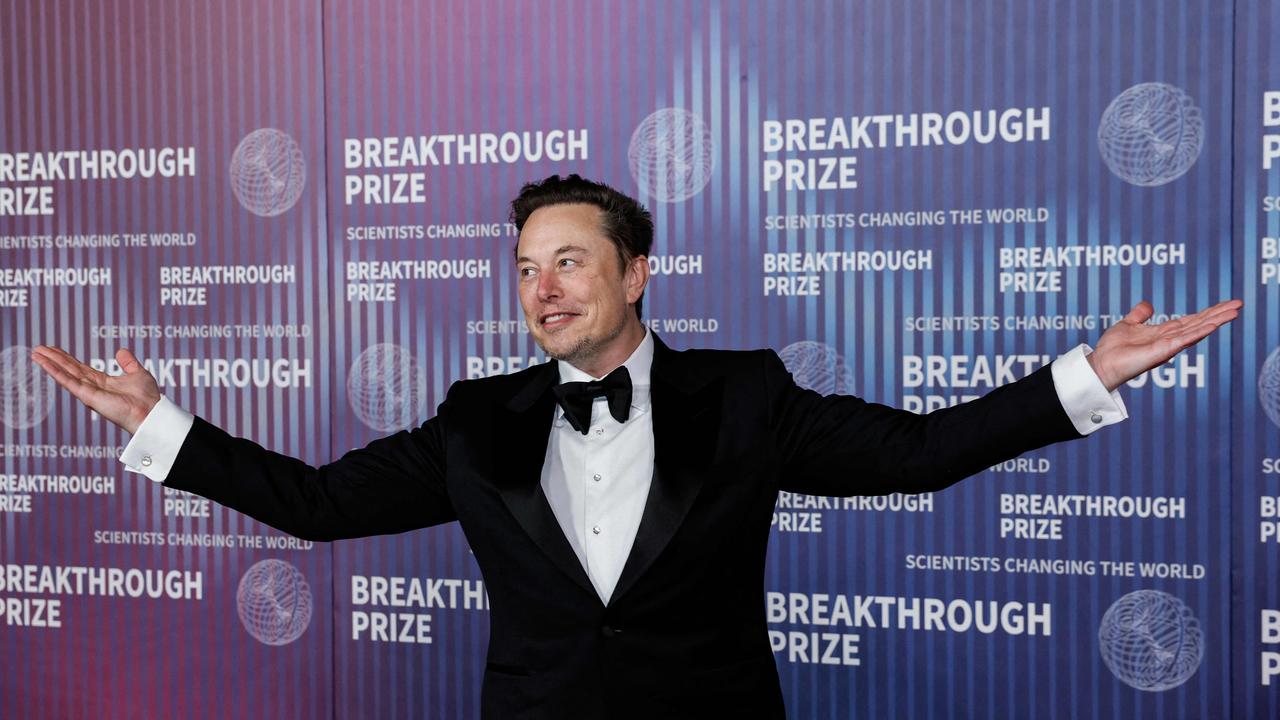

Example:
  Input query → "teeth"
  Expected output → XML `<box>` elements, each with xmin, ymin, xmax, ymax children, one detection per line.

<box><xmin>545</xmin><ymin>313</ymin><xmax>572</xmax><ymax>323</ymax></box>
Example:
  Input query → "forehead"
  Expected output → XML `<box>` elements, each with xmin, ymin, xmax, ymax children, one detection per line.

<box><xmin>516</xmin><ymin>203</ymin><xmax>611</xmax><ymax>259</ymax></box>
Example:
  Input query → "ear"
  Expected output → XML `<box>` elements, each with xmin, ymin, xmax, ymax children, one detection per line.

<box><xmin>624</xmin><ymin>254</ymin><xmax>650</xmax><ymax>305</ymax></box>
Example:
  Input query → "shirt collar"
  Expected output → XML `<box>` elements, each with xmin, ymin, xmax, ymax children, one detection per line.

<box><xmin>554</xmin><ymin>326</ymin><xmax>653</xmax><ymax>419</ymax></box>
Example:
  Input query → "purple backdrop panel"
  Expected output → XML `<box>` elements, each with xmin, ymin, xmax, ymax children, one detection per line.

<box><xmin>1</xmin><ymin>1</ymin><xmax>331</xmax><ymax>719</ymax></box>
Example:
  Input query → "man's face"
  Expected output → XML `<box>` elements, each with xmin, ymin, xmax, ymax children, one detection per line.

<box><xmin>516</xmin><ymin>203</ymin><xmax>645</xmax><ymax>370</ymax></box>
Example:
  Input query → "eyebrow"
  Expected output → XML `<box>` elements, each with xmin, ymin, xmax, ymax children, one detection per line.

<box><xmin>515</xmin><ymin>244</ymin><xmax>590</xmax><ymax>264</ymax></box>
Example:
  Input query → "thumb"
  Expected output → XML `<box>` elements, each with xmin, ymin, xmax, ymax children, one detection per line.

<box><xmin>116</xmin><ymin>348</ymin><xmax>144</xmax><ymax>374</ymax></box>
<box><xmin>1123</xmin><ymin>300</ymin><xmax>1154</xmax><ymax>325</ymax></box>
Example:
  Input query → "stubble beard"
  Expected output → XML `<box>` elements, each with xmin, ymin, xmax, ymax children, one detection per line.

<box><xmin>536</xmin><ymin>313</ymin><xmax>628</xmax><ymax>370</ymax></box>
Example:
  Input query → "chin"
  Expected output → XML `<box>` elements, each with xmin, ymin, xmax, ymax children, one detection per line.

<box><xmin>542</xmin><ymin>334</ymin><xmax>597</xmax><ymax>365</ymax></box>
<box><xmin>530</xmin><ymin>329</ymin><xmax>569</xmax><ymax>356</ymax></box>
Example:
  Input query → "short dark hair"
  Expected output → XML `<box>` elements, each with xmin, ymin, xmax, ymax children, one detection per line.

<box><xmin>510</xmin><ymin>174</ymin><xmax>654</xmax><ymax>318</ymax></box>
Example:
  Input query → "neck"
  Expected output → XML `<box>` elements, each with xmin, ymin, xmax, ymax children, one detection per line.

<box><xmin>574</xmin><ymin>317</ymin><xmax>646</xmax><ymax>378</ymax></box>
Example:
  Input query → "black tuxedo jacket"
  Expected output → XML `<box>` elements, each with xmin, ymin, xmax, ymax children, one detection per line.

<box><xmin>165</xmin><ymin>334</ymin><xmax>1084</xmax><ymax>719</ymax></box>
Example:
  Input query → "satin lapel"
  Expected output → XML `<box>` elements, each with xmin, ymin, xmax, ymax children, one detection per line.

<box><xmin>493</xmin><ymin>361</ymin><xmax>598</xmax><ymax>600</ymax></box>
<box><xmin>610</xmin><ymin>339</ymin><xmax>722</xmax><ymax>605</ymax></box>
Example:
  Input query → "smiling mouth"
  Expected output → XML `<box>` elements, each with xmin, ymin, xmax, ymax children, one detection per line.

<box><xmin>540</xmin><ymin>312</ymin><xmax>580</xmax><ymax>327</ymax></box>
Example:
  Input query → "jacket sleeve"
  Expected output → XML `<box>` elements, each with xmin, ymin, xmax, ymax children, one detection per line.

<box><xmin>764</xmin><ymin>349</ymin><xmax>1084</xmax><ymax>496</ymax></box>
<box><xmin>162</xmin><ymin>396</ymin><xmax>454</xmax><ymax>542</ymax></box>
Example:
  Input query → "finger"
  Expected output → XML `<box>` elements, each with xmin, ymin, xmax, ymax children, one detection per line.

<box><xmin>32</xmin><ymin>345</ymin><xmax>99</xmax><ymax>383</ymax></box>
<box><xmin>116</xmin><ymin>348</ymin><xmax>143</xmax><ymax>374</ymax></box>
<box><xmin>1190</xmin><ymin>303</ymin><xmax>1243</xmax><ymax>331</ymax></box>
<box><xmin>1176</xmin><ymin>304</ymin><xmax>1238</xmax><ymax>332</ymax></box>
<box><xmin>1123</xmin><ymin>300</ymin><xmax>1154</xmax><ymax>325</ymax></box>
<box><xmin>1189</xmin><ymin>298</ymin><xmax>1241</xmax><ymax>321</ymax></box>
<box><xmin>36</xmin><ymin>347</ymin><xmax>116</xmax><ymax>403</ymax></box>
<box><xmin>1154</xmin><ymin>300</ymin><xmax>1240</xmax><ymax>334</ymax></box>
<box><xmin>31</xmin><ymin>344</ymin><xmax>59</xmax><ymax>360</ymax></box>
<box><xmin>1202</xmin><ymin>304</ymin><xmax>1242</xmax><ymax>326</ymax></box>
<box><xmin>1178</xmin><ymin>320</ymin><xmax>1227</xmax><ymax>349</ymax></box>
<box><xmin>30</xmin><ymin>352</ymin><xmax>99</xmax><ymax>402</ymax></box>
<box><xmin>1167</xmin><ymin>309</ymin><xmax>1239</xmax><ymax>346</ymax></box>
<box><xmin>1154</xmin><ymin>313</ymin><xmax>1194</xmax><ymax>333</ymax></box>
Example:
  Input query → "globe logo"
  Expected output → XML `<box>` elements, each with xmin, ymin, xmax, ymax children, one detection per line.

<box><xmin>1098</xmin><ymin>589</ymin><xmax>1203</xmax><ymax>692</ymax></box>
<box><xmin>1259</xmin><ymin>346</ymin><xmax>1280</xmax><ymax>429</ymax></box>
<box><xmin>346</xmin><ymin>343</ymin><xmax>428</xmax><ymax>432</ymax></box>
<box><xmin>229</xmin><ymin>128</ymin><xmax>306</xmax><ymax>217</ymax></box>
<box><xmin>236</xmin><ymin>559</ymin><xmax>313</xmax><ymax>646</ymax></box>
<box><xmin>627</xmin><ymin>108</ymin><xmax>716</xmax><ymax>203</ymax></box>
<box><xmin>778</xmin><ymin>341</ymin><xmax>855</xmax><ymax>395</ymax></box>
<box><xmin>0</xmin><ymin>345</ymin><xmax>54</xmax><ymax>429</ymax></box>
<box><xmin>1097</xmin><ymin>82</ymin><xmax>1204</xmax><ymax>187</ymax></box>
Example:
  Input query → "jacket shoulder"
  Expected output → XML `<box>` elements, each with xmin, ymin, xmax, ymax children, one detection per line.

<box><xmin>441</xmin><ymin>361</ymin><xmax>553</xmax><ymax>403</ymax></box>
<box><xmin>659</xmin><ymin>345</ymin><xmax>782</xmax><ymax>385</ymax></box>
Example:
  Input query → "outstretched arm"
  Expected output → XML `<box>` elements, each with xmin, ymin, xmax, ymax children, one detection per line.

<box><xmin>31</xmin><ymin>344</ymin><xmax>455</xmax><ymax>540</ymax></box>
<box><xmin>772</xmin><ymin>298</ymin><xmax>1242</xmax><ymax>496</ymax></box>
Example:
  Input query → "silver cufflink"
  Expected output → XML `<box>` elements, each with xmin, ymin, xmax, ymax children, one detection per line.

<box><xmin>1090</xmin><ymin>413</ymin><xmax>1103</xmax><ymax>424</ymax></box>
<box><xmin>140</xmin><ymin>455</ymin><xmax>153</xmax><ymax>467</ymax></box>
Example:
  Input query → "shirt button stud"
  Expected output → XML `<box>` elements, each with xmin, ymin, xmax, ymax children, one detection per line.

<box><xmin>1090</xmin><ymin>412</ymin><xmax>1103</xmax><ymax>424</ymax></box>
<box><xmin>140</xmin><ymin>455</ymin><xmax>153</xmax><ymax>467</ymax></box>
<box><xmin>595</xmin><ymin>428</ymin><xmax>604</xmax><ymax>435</ymax></box>
<box><xmin>592</xmin><ymin>525</ymin><xmax>601</xmax><ymax>535</ymax></box>
<box><xmin>592</xmin><ymin>473</ymin><xmax>602</xmax><ymax>482</ymax></box>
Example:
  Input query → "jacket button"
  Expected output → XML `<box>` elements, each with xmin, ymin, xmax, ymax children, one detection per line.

<box><xmin>600</xmin><ymin>625</ymin><xmax>618</xmax><ymax>638</ymax></box>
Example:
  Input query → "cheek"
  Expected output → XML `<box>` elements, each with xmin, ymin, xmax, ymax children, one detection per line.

<box><xmin>517</xmin><ymin>287</ymin><xmax>539</xmax><ymax>315</ymax></box>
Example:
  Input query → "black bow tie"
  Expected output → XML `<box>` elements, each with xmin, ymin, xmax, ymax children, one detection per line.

<box><xmin>552</xmin><ymin>365</ymin><xmax>633</xmax><ymax>435</ymax></box>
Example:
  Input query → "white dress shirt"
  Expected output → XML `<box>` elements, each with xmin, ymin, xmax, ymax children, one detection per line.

<box><xmin>120</xmin><ymin>333</ymin><xmax>1126</xmax><ymax>603</ymax></box>
<box><xmin>540</xmin><ymin>328</ymin><xmax>656</xmax><ymax>603</ymax></box>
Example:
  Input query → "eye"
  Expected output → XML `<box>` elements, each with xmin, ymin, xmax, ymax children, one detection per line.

<box><xmin>559</xmin><ymin>258</ymin><xmax>578</xmax><ymax>268</ymax></box>
<box><xmin>518</xmin><ymin>266</ymin><xmax>536</xmax><ymax>278</ymax></box>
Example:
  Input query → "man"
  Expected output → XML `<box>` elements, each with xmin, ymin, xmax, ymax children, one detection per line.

<box><xmin>32</xmin><ymin>175</ymin><xmax>1241</xmax><ymax>718</ymax></box>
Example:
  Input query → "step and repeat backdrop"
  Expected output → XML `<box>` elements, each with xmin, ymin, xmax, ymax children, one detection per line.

<box><xmin>0</xmin><ymin>0</ymin><xmax>1274</xmax><ymax>717</ymax></box>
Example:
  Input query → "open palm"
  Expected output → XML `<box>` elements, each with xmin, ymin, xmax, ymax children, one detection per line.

<box><xmin>30</xmin><ymin>346</ymin><xmax>160</xmax><ymax>434</ymax></box>
<box><xmin>1088</xmin><ymin>299</ymin><xmax>1242</xmax><ymax>392</ymax></box>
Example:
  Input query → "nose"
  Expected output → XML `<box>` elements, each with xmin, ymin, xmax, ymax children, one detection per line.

<box><xmin>536</xmin><ymin>268</ymin><xmax>562</xmax><ymax>302</ymax></box>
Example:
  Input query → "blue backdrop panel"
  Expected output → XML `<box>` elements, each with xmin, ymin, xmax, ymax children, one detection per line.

<box><xmin>1235</xmin><ymin>0</ymin><xmax>1280</xmax><ymax>718</ymax></box>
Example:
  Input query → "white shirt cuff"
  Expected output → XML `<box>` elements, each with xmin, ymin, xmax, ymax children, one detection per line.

<box><xmin>1050</xmin><ymin>343</ymin><xmax>1128</xmax><ymax>436</ymax></box>
<box><xmin>119</xmin><ymin>395</ymin><xmax>195</xmax><ymax>482</ymax></box>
